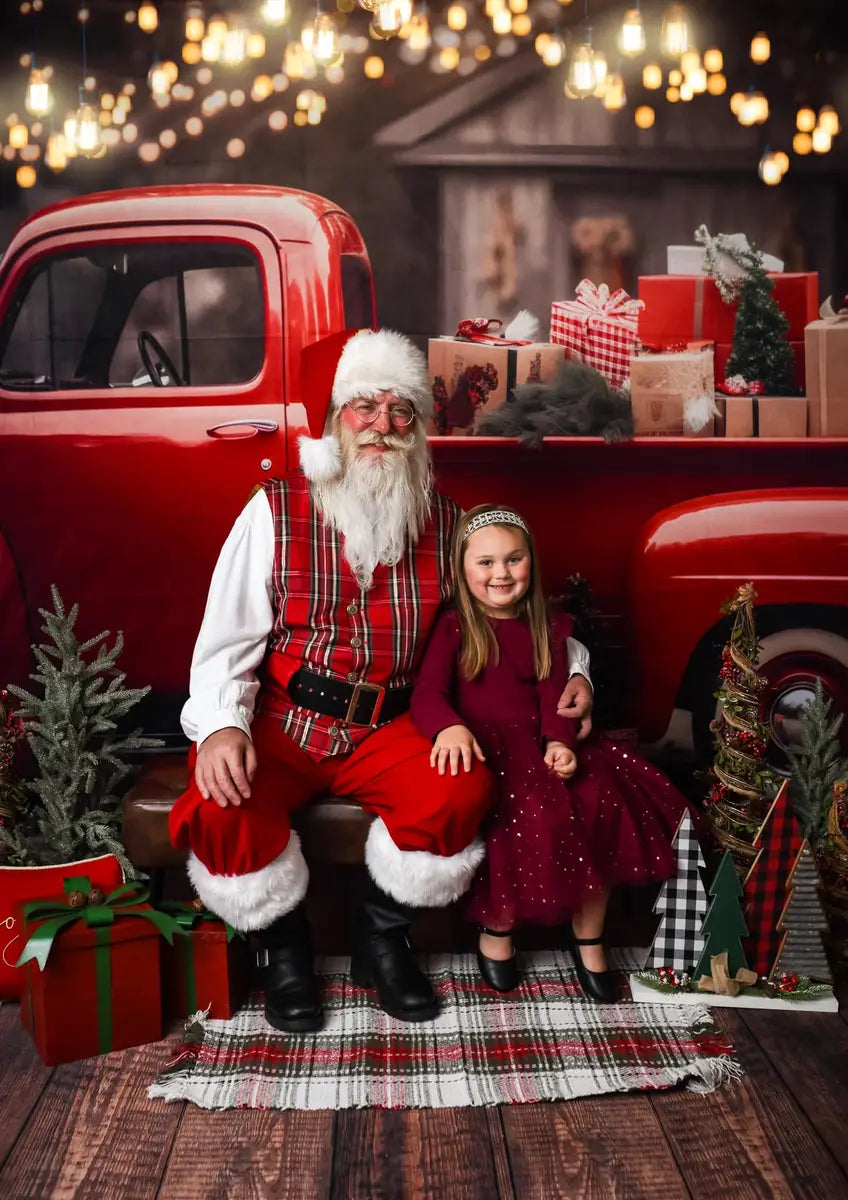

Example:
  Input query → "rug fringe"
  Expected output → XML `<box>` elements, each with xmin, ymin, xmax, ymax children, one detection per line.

<box><xmin>685</xmin><ymin>1054</ymin><xmax>746</xmax><ymax>1093</ymax></box>
<box><xmin>147</xmin><ymin>1008</ymin><xmax>211</xmax><ymax>1101</ymax></box>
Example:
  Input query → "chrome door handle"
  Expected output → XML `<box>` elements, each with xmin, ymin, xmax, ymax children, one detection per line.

<box><xmin>206</xmin><ymin>418</ymin><xmax>279</xmax><ymax>438</ymax></box>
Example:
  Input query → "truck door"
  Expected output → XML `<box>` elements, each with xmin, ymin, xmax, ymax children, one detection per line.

<box><xmin>0</xmin><ymin>223</ymin><xmax>286</xmax><ymax>737</ymax></box>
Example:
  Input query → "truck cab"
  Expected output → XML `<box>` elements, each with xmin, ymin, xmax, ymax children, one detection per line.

<box><xmin>0</xmin><ymin>184</ymin><xmax>373</xmax><ymax>736</ymax></box>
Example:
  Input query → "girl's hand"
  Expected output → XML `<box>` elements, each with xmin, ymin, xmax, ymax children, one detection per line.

<box><xmin>430</xmin><ymin>724</ymin><xmax>486</xmax><ymax>776</ymax></box>
<box><xmin>544</xmin><ymin>740</ymin><xmax>577</xmax><ymax>779</ymax></box>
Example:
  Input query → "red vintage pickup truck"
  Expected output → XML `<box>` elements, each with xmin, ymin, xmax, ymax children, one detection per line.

<box><xmin>1</xmin><ymin>184</ymin><xmax>846</xmax><ymax>768</ymax></box>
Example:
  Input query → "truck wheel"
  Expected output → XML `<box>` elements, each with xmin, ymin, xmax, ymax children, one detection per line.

<box><xmin>692</xmin><ymin>624</ymin><xmax>848</xmax><ymax>773</ymax></box>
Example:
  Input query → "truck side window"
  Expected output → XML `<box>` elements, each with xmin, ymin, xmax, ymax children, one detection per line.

<box><xmin>0</xmin><ymin>242</ymin><xmax>265</xmax><ymax>391</ymax></box>
<box><xmin>341</xmin><ymin>255</ymin><xmax>375</xmax><ymax>329</ymax></box>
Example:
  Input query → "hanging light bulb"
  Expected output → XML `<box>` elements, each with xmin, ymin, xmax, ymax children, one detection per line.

<box><xmin>796</xmin><ymin>106</ymin><xmax>816</xmax><ymax>132</ymax></box>
<box><xmin>634</xmin><ymin>104</ymin><xmax>655</xmax><ymax>128</ymax></box>
<box><xmin>729</xmin><ymin>91</ymin><xmax>745</xmax><ymax>116</ymax></box>
<box><xmin>222</xmin><ymin>20</ymin><xmax>247</xmax><ymax>64</ymax></box>
<box><xmin>618</xmin><ymin>7</ymin><xmax>645</xmax><ymax>57</ymax></box>
<box><xmin>660</xmin><ymin>4</ymin><xmax>689</xmax><ymax>57</ymax></box>
<box><xmin>818</xmin><ymin>106</ymin><xmax>841</xmax><ymax>136</ymax></box>
<box><xmin>16</xmin><ymin>165</ymin><xmax>38</xmax><ymax>189</ymax></box>
<box><xmin>185</xmin><ymin>3</ymin><xmax>205</xmax><ymax>40</ymax></box>
<box><xmin>25</xmin><ymin>67</ymin><xmax>53</xmax><ymax>116</ymax></box>
<box><xmin>45</xmin><ymin>131</ymin><xmax>67</xmax><ymax>170</ymax></box>
<box><xmin>369</xmin><ymin>0</ymin><xmax>407</xmax><ymax>38</ymax></box>
<box><xmin>446</xmin><ymin>2</ymin><xmax>467</xmax><ymax>30</ymax></box>
<box><xmin>206</xmin><ymin>13</ymin><xmax>228</xmax><ymax>40</ymax></box>
<box><xmin>247</xmin><ymin>33</ymin><xmax>266</xmax><ymax>57</ymax></box>
<box><xmin>773</xmin><ymin>150</ymin><xmax>789</xmax><ymax>175</ymax></box>
<box><xmin>758</xmin><ymin>150</ymin><xmax>782</xmax><ymax>186</ymax></box>
<box><xmin>706</xmin><ymin>73</ymin><xmax>726</xmax><ymax>95</ymax></box>
<box><xmin>811</xmin><ymin>126</ymin><xmax>832</xmax><ymax>153</ymax></box>
<box><xmin>642</xmin><ymin>62</ymin><xmax>662</xmax><ymax>89</ymax></box>
<box><xmin>491</xmin><ymin>9</ymin><xmax>511</xmax><ymax>34</ymax></box>
<box><xmin>305</xmin><ymin>14</ymin><xmax>342</xmax><ymax>67</ymax></box>
<box><xmin>201</xmin><ymin>33</ymin><xmax>221</xmax><ymax>61</ymax></box>
<box><xmin>284</xmin><ymin>41</ymin><xmax>313</xmax><ymax>77</ymax></box>
<box><xmin>680</xmin><ymin>49</ymin><xmax>699</xmax><ymax>75</ymax></box>
<box><xmin>592</xmin><ymin>49</ymin><xmax>608</xmax><ymax>91</ymax></box>
<box><xmin>72</xmin><ymin>102</ymin><xmax>102</xmax><ymax>156</ymax></box>
<box><xmin>749</xmin><ymin>32</ymin><xmax>770</xmax><ymax>63</ymax></box>
<box><xmin>793</xmin><ymin>131</ymin><xmax>812</xmax><ymax>155</ymax></box>
<box><xmin>148</xmin><ymin>60</ymin><xmax>173</xmax><ymax>96</ymax></box>
<box><xmin>137</xmin><ymin>2</ymin><xmax>158</xmax><ymax>32</ymax></box>
<box><xmin>703</xmin><ymin>46</ymin><xmax>722</xmax><ymax>72</ymax></box>
<box><xmin>603</xmin><ymin>72</ymin><xmax>626</xmax><ymax>110</ymax></box>
<box><xmin>565</xmin><ymin>41</ymin><xmax>596</xmax><ymax>98</ymax></box>
<box><xmin>689</xmin><ymin>66</ymin><xmax>707</xmax><ymax>93</ymax></box>
<box><xmin>9</xmin><ymin>123</ymin><xmax>28</xmax><ymax>149</ymax></box>
<box><xmin>407</xmin><ymin>12</ymin><xmax>431</xmax><ymax>52</ymax></box>
<box><xmin>261</xmin><ymin>0</ymin><xmax>289</xmax><ymax>23</ymax></box>
<box><xmin>538</xmin><ymin>34</ymin><xmax>564</xmax><ymax>67</ymax></box>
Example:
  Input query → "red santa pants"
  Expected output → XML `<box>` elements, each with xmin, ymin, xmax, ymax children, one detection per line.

<box><xmin>170</xmin><ymin>712</ymin><xmax>494</xmax><ymax>931</ymax></box>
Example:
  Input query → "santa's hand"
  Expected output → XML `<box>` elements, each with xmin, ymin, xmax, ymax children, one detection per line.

<box><xmin>195</xmin><ymin>727</ymin><xmax>257</xmax><ymax>808</ymax></box>
<box><xmin>430</xmin><ymin>724</ymin><xmax>486</xmax><ymax>776</ymax></box>
<box><xmin>556</xmin><ymin>675</ymin><xmax>593</xmax><ymax>741</ymax></box>
<box><xmin>544</xmin><ymin>741</ymin><xmax>577</xmax><ymax>779</ymax></box>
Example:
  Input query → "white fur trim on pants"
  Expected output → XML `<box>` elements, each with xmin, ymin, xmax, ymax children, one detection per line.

<box><xmin>364</xmin><ymin>817</ymin><xmax>485</xmax><ymax>908</ymax></box>
<box><xmin>186</xmin><ymin>832</ymin><xmax>309</xmax><ymax>932</ymax></box>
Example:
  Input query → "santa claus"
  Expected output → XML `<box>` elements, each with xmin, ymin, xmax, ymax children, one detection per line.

<box><xmin>170</xmin><ymin>328</ymin><xmax>593</xmax><ymax>1031</ymax></box>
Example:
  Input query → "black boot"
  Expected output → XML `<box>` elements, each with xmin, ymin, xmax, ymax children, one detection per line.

<box><xmin>255</xmin><ymin>903</ymin><xmax>324</xmax><ymax>1033</ymax></box>
<box><xmin>566</xmin><ymin>929</ymin><xmax>619</xmax><ymax>1005</ymax></box>
<box><xmin>350</xmin><ymin>876</ymin><xmax>439</xmax><ymax>1022</ymax></box>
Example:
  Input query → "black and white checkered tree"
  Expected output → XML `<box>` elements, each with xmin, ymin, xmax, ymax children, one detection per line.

<box><xmin>644</xmin><ymin>810</ymin><xmax>708</xmax><ymax>974</ymax></box>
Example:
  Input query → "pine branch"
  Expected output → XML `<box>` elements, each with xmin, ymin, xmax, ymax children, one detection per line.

<box><xmin>787</xmin><ymin>679</ymin><xmax>848</xmax><ymax>846</ymax></box>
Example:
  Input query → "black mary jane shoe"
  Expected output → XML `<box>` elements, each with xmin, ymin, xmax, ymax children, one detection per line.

<box><xmin>567</xmin><ymin>932</ymin><xmax>619</xmax><ymax>1005</ymax></box>
<box><xmin>476</xmin><ymin>926</ymin><xmax>519</xmax><ymax>993</ymax></box>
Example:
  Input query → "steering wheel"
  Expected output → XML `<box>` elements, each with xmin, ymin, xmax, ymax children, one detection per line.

<box><xmin>137</xmin><ymin>330</ymin><xmax>183</xmax><ymax>387</ymax></box>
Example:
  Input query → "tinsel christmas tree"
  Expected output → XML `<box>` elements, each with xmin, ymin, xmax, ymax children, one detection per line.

<box><xmin>785</xmin><ymin>677</ymin><xmax>848</xmax><ymax>849</ymax></box>
<box><xmin>695</xmin><ymin>225</ymin><xmax>796</xmax><ymax>395</ymax></box>
<box><xmin>704</xmin><ymin>582</ymin><xmax>779</xmax><ymax>878</ymax></box>
<box><xmin>1</xmin><ymin>587</ymin><xmax>160</xmax><ymax>877</ymax></box>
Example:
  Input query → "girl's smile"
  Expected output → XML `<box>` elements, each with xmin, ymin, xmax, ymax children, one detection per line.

<box><xmin>463</xmin><ymin>526</ymin><xmax>531</xmax><ymax>618</ymax></box>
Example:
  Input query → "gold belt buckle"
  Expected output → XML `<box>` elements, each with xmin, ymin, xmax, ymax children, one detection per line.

<box><xmin>344</xmin><ymin>680</ymin><xmax>385</xmax><ymax>727</ymax></box>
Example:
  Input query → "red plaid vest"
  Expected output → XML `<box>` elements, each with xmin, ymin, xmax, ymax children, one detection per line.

<box><xmin>259</xmin><ymin>474</ymin><xmax>459</xmax><ymax>760</ymax></box>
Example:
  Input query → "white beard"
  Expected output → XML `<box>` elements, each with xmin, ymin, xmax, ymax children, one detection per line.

<box><xmin>314</xmin><ymin>425</ymin><xmax>432</xmax><ymax>590</ymax></box>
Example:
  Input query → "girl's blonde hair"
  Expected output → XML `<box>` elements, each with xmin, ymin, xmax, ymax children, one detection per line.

<box><xmin>452</xmin><ymin>504</ymin><xmax>552</xmax><ymax>681</ymax></box>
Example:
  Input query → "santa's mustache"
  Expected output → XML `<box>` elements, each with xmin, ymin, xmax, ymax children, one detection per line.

<box><xmin>354</xmin><ymin>428</ymin><xmax>414</xmax><ymax>452</ymax></box>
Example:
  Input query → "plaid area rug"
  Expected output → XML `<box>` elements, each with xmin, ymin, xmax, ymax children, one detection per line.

<box><xmin>148</xmin><ymin>950</ymin><xmax>741</xmax><ymax>1111</ymax></box>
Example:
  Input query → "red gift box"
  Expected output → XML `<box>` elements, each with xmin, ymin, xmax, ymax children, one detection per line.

<box><xmin>714</xmin><ymin>341</ymin><xmax>806</xmax><ymax>392</ymax></box>
<box><xmin>550</xmin><ymin>279</ymin><xmax>643</xmax><ymax>391</ymax></box>
<box><xmin>160</xmin><ymin>903</ymin><xmax>250</xmax><ymax>1020</ymax></box>
<box><xmin>16</xmin><ymin>879</ymin><xmax>181</xmax><ymax>1066</ymax></box>
<box><xmin>638</xmin><ymin>273</ymin><xmax>818</xmax><ymax>344</ymax></box>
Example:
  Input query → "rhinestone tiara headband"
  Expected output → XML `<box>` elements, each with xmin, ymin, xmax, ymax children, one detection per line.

<box><xmin>462</xmin><ymin>509</ymin><xmax>529</xmax><ymax>541</ymax></box>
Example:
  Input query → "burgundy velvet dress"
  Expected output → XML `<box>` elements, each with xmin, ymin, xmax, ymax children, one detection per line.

<box><xmin>411</xmin><ymin>609</ymin><xmax>686</xmax><ymax>929</ymax></box>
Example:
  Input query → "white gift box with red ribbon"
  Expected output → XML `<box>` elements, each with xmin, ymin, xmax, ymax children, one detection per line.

<box><xmin>550</xmin><ymin>280</ymin><xmax>644</xmax><ymax>391</ymax></box>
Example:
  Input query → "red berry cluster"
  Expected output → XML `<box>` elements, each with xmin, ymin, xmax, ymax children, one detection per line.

<box><xmin>736</xmin><ymin>729</ymin><xmax>767</xmax><ymax>759</ymax></box>
<box><xmin>658</xmin><ymin>966</ymin><xmax>685</xmax><ymax>988</ymax></box>
<box><xmin>777</xmin><ymin>972</ymin><xmax>799</xmax><ymax>993</ymax></box>
<box><xmin>705</xmin><ymin>781</ymin><xmax>728</xmax><ymax>807</ymax></box>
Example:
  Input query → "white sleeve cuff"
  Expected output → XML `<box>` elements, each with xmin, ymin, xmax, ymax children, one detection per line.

<box><xmin>566</xmin><ymin>636</ymin><xmax>593</xmax><ymax>692</ymax></box>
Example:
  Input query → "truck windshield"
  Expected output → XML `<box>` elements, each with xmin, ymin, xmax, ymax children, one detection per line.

<box><xmin>0</xmin><ymin>241</ymin><xmax>265</xmax><ymax>391</ymax></box>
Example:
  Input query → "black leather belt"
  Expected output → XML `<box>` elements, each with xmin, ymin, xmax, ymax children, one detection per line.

<box><xmin>287</xmin><ymin>667</ymin><xmax>412</xmax><ymax>727</ymax></box>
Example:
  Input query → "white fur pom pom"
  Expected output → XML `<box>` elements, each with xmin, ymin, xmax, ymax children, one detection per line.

<box><xmin>503</xmin><ymin>309</ymin><xmax>540</xmax><ymax>342</ymax></box>
<box><xmin>298</xmin><ymin>434</ymin><xmax>341</xmax><ymax>482</ymax></box>
<box><xmin>683</xmin><ymin>392</ymin><xmax>719</xmax><ymax>435</ymax></box>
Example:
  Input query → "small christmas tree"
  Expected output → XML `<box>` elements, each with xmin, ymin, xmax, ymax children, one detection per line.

<box><xmin>694</xmin><ymin>851</ymin><xmax>750</xmax><ymax>980</ymax></box>
<box><xmin>704</xmin><ymin>583</ymin><xmax>780</xmax><ymax>878</ymax></box>
<box><xmin>771</xmin><ymin>843</ymin><xmax>831</xmax><ymax>983</ymax></box>
<box><xmin>645</xmin><ymin>810</ymin><xmax>708</xmax><ymax>974</ymax></box>
<box><xmin>1</xmin><ymin>587</ymin><xmax>160</xmax><ymax>877</ymax></box>
<box><xmin>785</xmin><ymin>678</ymin><xmax>848</xmax><ymax>849</ymax></box>
<box><xmin>696</xmin><ymin>225</ymin><xmax>796</xmax><ymax>394</ymax></box>
<box><xmin>743</xmin><ymin>781</ymin><xmax>804</xmax><ymax>977</ymax></box>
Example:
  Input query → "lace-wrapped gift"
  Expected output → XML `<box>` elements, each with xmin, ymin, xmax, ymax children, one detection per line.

<box><xmin>630</xmin><ymin>344</ymin><xmax>716</xmax><ymax>436</ymax></box>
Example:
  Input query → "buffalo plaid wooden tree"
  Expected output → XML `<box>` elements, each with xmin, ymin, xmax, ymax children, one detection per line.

<box><xmin>645</xmin><ymin>810</ymin><xmax>708</xmax><ymax>974</ymax></box>
<box><xmin>743</xmin><ymin>781</ymin><xmax>803</xmax><ymax>977</ymax></box>
<box><xmin>704</xmin><ymin>583</ymin><xmax>779</xmax><ymax>879</ymax></box>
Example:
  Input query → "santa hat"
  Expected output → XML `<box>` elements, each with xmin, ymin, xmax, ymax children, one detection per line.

<box><xmin>298</xmin><ymin>328</ymin><xmax>433</xmax><ymax>482</ymax></box>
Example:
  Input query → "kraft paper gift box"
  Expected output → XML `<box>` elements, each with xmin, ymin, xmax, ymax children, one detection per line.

<box><xmin>638</xmin><ymin>273</ymin><xmax>819</xmax><ymax>345</ymax></box>
<box><xmin>15</xmin><ymin>880</ymin><xmax>180</xmax><ymax>1066</ymax></box>
<box><xmin>630</xmin><ymin>347</ymin><xmax>716</xmax><ymax>436</ymax></box>
<box><xmin>428</xmin><ymin>336</ymin><xmax>567</xmax><ymax>435</ymax></box>
<box><xmin>550</xmin><ymin>279</ymin><xmax>643</xmax><ymax>391</ymax></box>
<box><xmin>722</xmin><ymin>395</ymin><xmax>808</xmax><ymax>438</ymax></box>
<box><xmin>159</xmin><ymin>902</ymin><xmax>250</xmax><ymax>1021</ymax></box>
<box><xmin>805</xmin><ymin>318</ymin><xmax>848</xmax><ymax>436</ymax></box>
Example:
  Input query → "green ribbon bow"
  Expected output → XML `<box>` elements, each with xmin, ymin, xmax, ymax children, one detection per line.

<box><xmin>158</xmin><ymin>901</ymin><xmax>242</xmax><ymax>1016</ymax></box>
<box><xmin>16</xmin><ymin>876</ymin><xmax>183</xmax><ymax>1056</ymax></box>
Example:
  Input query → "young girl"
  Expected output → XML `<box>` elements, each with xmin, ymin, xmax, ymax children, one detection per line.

<box><xmin>411</xmin><ymin>504</ymin><xmax>687</xmax><ymax>1002</ymax></box>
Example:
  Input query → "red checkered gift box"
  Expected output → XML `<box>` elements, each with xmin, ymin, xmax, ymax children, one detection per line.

<box><xmin>550</xmin><ymin>280</ymin><xmax>644</xmax><ymax>390</ymax></box>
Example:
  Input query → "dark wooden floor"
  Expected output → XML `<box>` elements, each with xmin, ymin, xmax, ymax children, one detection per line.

<box><xmin>2</xmin><ymin>990</ymin><xmax>848</xmax><ymax>1200</ymax></box>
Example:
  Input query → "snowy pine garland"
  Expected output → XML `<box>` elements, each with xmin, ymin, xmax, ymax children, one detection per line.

<box><xmin>786</xmin><ymin>678</ymin><xmax>848</xmax><ymax>849</ymax></box>
<box><xmin>2</xmin><ymin>586</ymin><xmax>160</xmax><ymax>876</ymax></box>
